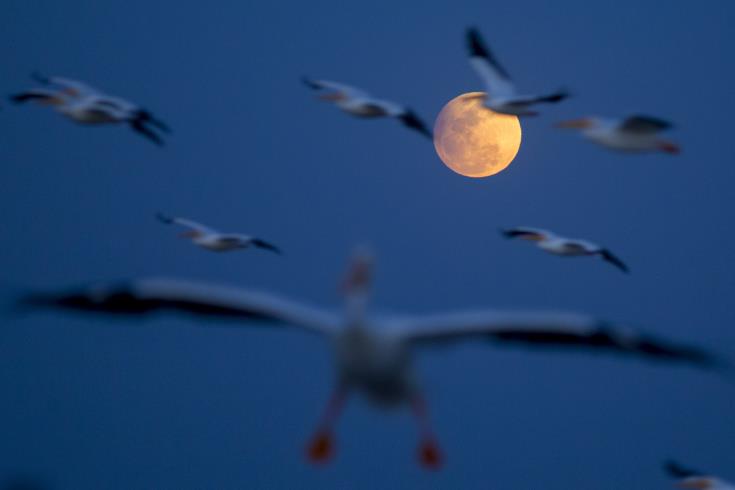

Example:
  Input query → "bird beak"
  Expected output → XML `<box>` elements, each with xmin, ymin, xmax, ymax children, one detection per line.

<box><xmin>658</xmin><ymin>140</ymin><xmax>681</xmax><ymax>154</ymax></box>
<box><xmin>42</xmin><ymin>96</ymin><xmax>64</xmax><ymax>106</ymax></box>
<box><xmin>318</xmin><ymin>93</ymin><xmax>345</xmax><ymax>102</ymax></box>
<box><xmin>555</xmin><ymin>118</ymin><xmax>591</xmax><ymax>129</ymax></box>
<box><xmin>340</xmin><ymin>247</ymin><xmax>374</xmax><ymax>296</ymax></box>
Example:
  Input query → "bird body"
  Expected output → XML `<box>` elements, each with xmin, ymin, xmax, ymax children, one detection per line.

<box><xmin>502</xmin><ymin>227</ymin><xmax>629</xmax><ymax>272</ymax></box>
<box><xmin>556</xmin><ymin>115</ymin><xmax>679</xmax><ymax>154</ymax></box>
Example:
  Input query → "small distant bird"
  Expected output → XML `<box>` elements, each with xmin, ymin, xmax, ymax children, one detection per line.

<box><xmin>501</xmin><ymin>227</ymin><xmax>629</xmax><ymax>273</ymax></box>
<box><xmin>156</xmin><ymin>213</ymin><xmax>281</xmax><ymax>254</ymax></box>
<box><xmin>556</xmin><ymin>115</ymin><xmax>679</xmax><ymax>154</ymax></box>
<box><xmin>465</xmin><ymin>28</ymin><xmax>568</xmax><ymax>116</ymax></box>
<box><xmin>664</xmin><ymin>460</ymin><xmax>735</xmax><ymax>489</ymax></box>
<box><xmin>9</xmin><ymin>73</ymin><xmax>169</xmax><ymax>145</ymax></box>
<box><xmin>302</xmin><ymin>78</ymin><xmax>432</xmax><ymax>138</ymax></box>
<box><xmin>19</xmin><ymin>248</ymin><xmax>717</xmax><ymax>469</ymax></box>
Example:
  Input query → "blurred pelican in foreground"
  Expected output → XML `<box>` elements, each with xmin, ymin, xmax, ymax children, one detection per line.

<box><xmin>501</xmin><ymin>227</ymin><xmax>629</xmax><ymax>273</ymax></box>
<box><xmin>664</xmin><ymin>460</ymin><xmax>735</xmax><ymax>489</ymax></box>
<box><xmin>19</xmin><ymin>248</ymin><xmax>717</xmax><ymax>469</ymax></box>
<box><xmin>466</xmin><ymin>28</ymin><xmax>568</xmax><ymax>116</ymax></box>
<box><xmin>9</xmin><ymin>73</ymin><xmax>169</xmax><ymax>145</ymax></box>
<box><xmin>302</xmin><ymin>78</ymin><xmax>432</xmax><ymax>138</ymax></box>
<box><xmin>556</xmin><ymin>115</ymin><xmax>679</xmax><ymax>154</ymax></box>
<box><xmin>156</xmin><ymin>213</ymin><xmax>281</xmax><ymax>254</ymax></box>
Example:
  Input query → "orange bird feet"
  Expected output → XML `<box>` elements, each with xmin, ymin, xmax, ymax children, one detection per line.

<box><xmin>306</xmin><ymin>430</ymin><xmax>334</xmax><ymax>465</ymax></box>
<box><xmin>659</xmin><ymin>141</ymin><xmax>681</xmax><ymax>154</ymax></box>
<box><xmin>418</xmin><ymin>438</ymin><xmax>443</xmax><ymax>470</ymax></box>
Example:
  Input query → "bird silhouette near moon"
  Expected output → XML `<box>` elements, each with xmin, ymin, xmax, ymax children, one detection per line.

<box><xmin>433</xmin><ymin>92</ymin><xmax>522</xmax><ymax>178</ymax></box>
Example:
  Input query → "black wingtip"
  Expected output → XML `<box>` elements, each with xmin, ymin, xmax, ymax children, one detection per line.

<box><xmin>156</xmin><ymin>212</ymin><xmax>173</xmax><ymax>224</ymax></box>
<box><xmin>399</xmin><ymin>109</ymin><xmax>432</xmax><ymax>139</ymax></box>
<box><xmin>547</xmin><ymin>89</ymin><xmax>571</xmax><ymax>103</ymax></box>
<box><xmin>252</xmin><ymin>239</ymin><xmax>282</xmax><ymax>255</ymax></box>
<box><xmin>663</xmin><ymin>460</ymin><xmax>702</xmax><ymax>479</ymax></box>
<box><xmin>599</xmin><ymin>249</ymin><xmax>630</xmax><ymax>274</ymax></box>
<box><xmin>466</xmin><ymin>27</ymin><xmax>486</xmax><ymax>58</ymax></box>
<box><xmin>301</xmin><ymin>76</ymin><xmax>319</xmax><ymax>90</ymax></box>
<box><xmin>129</xmin><ymin>119</ymin><xmax>165</xmax><ymax>146</ymax></box>
<box><xmin>137</xmin><ymin>109</ymin><xmax>171</xmax><ymax>134</ymax></box>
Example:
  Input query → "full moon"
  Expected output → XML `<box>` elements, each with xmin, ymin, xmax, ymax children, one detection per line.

<box><xmin>433</xmin><ymin>92</ymin><xmax>522</xmax><ymax>178</ymax></box>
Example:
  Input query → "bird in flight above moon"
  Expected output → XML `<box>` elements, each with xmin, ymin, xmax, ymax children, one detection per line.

<box><xmin>465</xmin><ymin>28</ymin><xmax>569</xmax><ymax>117</ymax></box>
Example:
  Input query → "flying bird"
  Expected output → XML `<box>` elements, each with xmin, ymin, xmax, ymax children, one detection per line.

<box><xmin>302</xmin><ymin>78</ymin><xmax>432</xmax><ymax>138</ymax></box>
<box><xmin>664</xmin><ymin>460</ymin><xmax>735</xmax><ymax>489</ymax></box>
<box><xmin>465</xmin><ymin>28</ymin><xmax>568</xmax><ymax>116</ymax></box>
<box><xmin>156</xmin><ymin>213</ymin><xmax>281</xmax><ymax>254</ymax></box>
<box><xmin>19</xmin><ymin>249</ymin><xmax>717</xmax><ymax>469</ymax></box>
<box><xmin>9</xmin><ymin>73</ymin><xmax>169</xmax><ymax>145</ymax></box>
<box><xmin>556</xmin><ymin>115</ymin><xmax>679</xmax><ymax>154</ymax></box>
<box><xmin>501</xmin><ymin>227</ymin><xmax>629</xmax><ymax>273</ymax></box>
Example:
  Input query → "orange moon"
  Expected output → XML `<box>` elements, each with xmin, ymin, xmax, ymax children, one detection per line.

<box><xmin>433</xmin><ymin>92</ymin><xmax>522</xmax><ymax>178</ymax></box>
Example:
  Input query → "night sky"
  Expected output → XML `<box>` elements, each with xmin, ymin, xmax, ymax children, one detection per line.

<box><xmin>2</xmin><ymin>0</ymin><xmax>734</xmax><ymax>488</ymax></box>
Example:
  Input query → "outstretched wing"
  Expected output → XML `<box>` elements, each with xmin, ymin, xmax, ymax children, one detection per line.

<box><xmin>156</xmin><ymin>213</ymin><xmax>216</xmax><ymax>234</ymax></box>
<box><xmin>598</xmin><ymin>249</ymin><xmax>629</xmax><ymax>273</ymax></box>
<box><xmin>130</xmin><ymin>119</ymin><xmax>164</xmax><ymax>146</ymax></box>
<box><xmin>466</xmin><ymin>28</ymin><xmax>516</xmax><ymax>98</ymax></box>
<box><xmin>389</xmin><ymin>310</ymin><xmax>717</xmax><ymax>367</ymax></box>
<box><xmin>20</xmin><ymin>278</ymin><xmax>339</xmax><ymax>335</ymax></box>
<box><xmin>397</xmin><ymin>109</ymin><xmax>432</xmax><ymax>138</ymax></box>
<box><xmin>620</xmin><ymin>115</ymin><xmax>673</xmax><ymax>133</ymax></box>
<box><xmin>500</xmin><ymin>227</ymin><xmax>553</xmax><ymax>240</ymax></box>
<box><xmin>31</xmin><ymin>72</ymin><xmax>99</xmax><ymax>97</ymax></box>
<box><xmin>302</xmin><ymin>77</ymin><xmax>369</xmax><ymax>99</ymax></box>
<box><xmin>251</xmin><ymin>238</ymin><xmax>282</xmax><ymax>255</ymax></box>
<box><xmin>9</xmin><ymin>88</ymin><xmax>61</xmax><ymax>104</ymax></box>
<box><xmin>664</xmin><ymin>460</ymin><xmax>705</xmax><ymax>479</ymax></box>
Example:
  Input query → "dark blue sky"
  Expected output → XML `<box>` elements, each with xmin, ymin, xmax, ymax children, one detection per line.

<box><xmin>2</xmin><ymin>0</ymin><xmax>734</xmax><ymax>488</ymax></box>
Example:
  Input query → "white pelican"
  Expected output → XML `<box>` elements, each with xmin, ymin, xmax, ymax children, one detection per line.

<box><xmin>501</xmin><ymin>227</ymin><xmax>629</xmax><ymax>273</ymax></box>
<box><xmin>466</xmin><ymin>28</ymin><xmax>568</xmax><ymax>116</ymax></box>
<box><xmin>664</xmin><ymin>460</ymin><xmax>735</xmax><ymax>489</ymax></box>
<box><xmin>156</xmin><ymin>213</ymin><xmax>281</xmax><ymax>254</ymax></box>
<box><xmin>20</xmin><ymin>249</ymin><xmax>717</xmax><ymax>469</ymax></box>
<box><xmin>302</xmin><ymin>78</ymin><xmax>432</xmax><ymax>138</ymax></box>
<box><xmin>556</xmin><ymin>115</ymin><xmax>679</xmax><ymax>154</ymax></box>
<box><xmin>9</xmin><ymin>73</ymin><xmax>169</xmax><ymax>145</ymax></box>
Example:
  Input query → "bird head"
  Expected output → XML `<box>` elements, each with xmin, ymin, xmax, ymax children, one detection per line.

<box><xmin>555</xmin><ymin>117</ymin><xmax>596</xmax><ymax>129</ymax></box>
<box><xmin>340</xmin><ymin>246</ymin><xmax>374</xmax><ymax>327</ymax></box>
<box><xmin>318</xmin><ymin>92</ymin><xmax>347</xmax><ymax>102</ymax></box>
<box><xmin>340</xmin><ymin>246</ymin><xmax>374</xmax><ymax>297</ymax></box>
<box><xmin>40</xmin><ymin>95</ymin><xmax>66</xmax><ymax>107</ymax></box>
<box><xmin>179</xmin><ymin>230</ymin><xmax>202</xmax><ymax>239</ymax></box>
